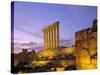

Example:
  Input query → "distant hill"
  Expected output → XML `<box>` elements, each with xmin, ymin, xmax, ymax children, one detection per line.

<box><xmin>34</xmin><ymin>46</ymin><xmax>44</xmax><ymax>51</ymax></box>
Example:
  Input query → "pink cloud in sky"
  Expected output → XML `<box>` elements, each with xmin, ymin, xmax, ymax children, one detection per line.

<box><xmin>12</xmin><ymin>41</ymin><xmax>43</xmax><ymax>54</ymax></box>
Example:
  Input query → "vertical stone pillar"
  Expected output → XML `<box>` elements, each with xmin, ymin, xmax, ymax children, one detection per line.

<box><xmin>51</xmin><ymin>29</ymin><xmax>53</xmax><ymax>50</ymax></box>
<box><xmin>49</xmin><ymin>29</ymin><xmax>52</xmax><ymax>50</ymax></box>
<box><xmin>44</xmin><ymin>31</ymin><xmax>46</xmax><ymax>50</ymax></box>
<box><xmin>57</xmin><ymin>25</ymin><xmax>60</xmax><ymax>49</ymax></box>
<box><xmin>54</xmin><ymin>27</ymin><xmax>56</xmax><ymax>50</ymax></box>
<box><xmin>44</xmin><ymin>31</ymin><xmax>47</xmax><ymax>50</ymax></box>
<box><xmin>48</xmin><ymin>30</ymin><xmax>50</xmax><ymax>50</ymax></box>
<box><xmin>46</xmin><ymin>30</ymin><xmax>48</xmax><ymax>50</ymax></box>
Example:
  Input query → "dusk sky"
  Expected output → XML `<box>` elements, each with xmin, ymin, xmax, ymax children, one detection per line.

<box><xmin>13</xmin><ymin>1</ymin><xmax>97</xmax><ymax>53</ymax></box>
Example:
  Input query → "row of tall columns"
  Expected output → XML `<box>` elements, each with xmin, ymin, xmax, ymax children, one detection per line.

<box><xmin>43</xmin><ymin>22</ymin><xmax>60</xmax><ymax>50</ymax></box>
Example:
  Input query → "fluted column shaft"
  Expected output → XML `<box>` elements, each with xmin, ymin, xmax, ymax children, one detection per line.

<box><xmin>45</xmin><ymin>31</ymin><xmax>47</xmax><ymax>50</ymax></box>
<box><xmin>57</xmin><ymin>26</ymin><xmax>60</xmax><ymax>49</ymax></box>
<box><xmin>51</xmin><ymin>29</ymin><xmax>53</xmax><ymax>50</ymax></box>
<box><xmin>44</xmin><ymin>31</ymin><xmax>46</xmax><ymax>50</ymax></box>
<box><xmin>54</xmin><ymin>27</ymin><xmax>56</xmax><ymax>49</ymax></box>
<box><xmin>46</xmin><ymin>30</ymin><xmax>49</xmax><ymax>50</ymax></box>
<box><xmin>48</xmin><ymin>30</ymin><xmax>50</xmax><ymax>50</ymax></box>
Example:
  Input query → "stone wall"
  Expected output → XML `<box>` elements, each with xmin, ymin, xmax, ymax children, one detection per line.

<box><xmin>75</xmin><ymin>19</ymin><xmax>97</xmax><ymax>69</ymax></box>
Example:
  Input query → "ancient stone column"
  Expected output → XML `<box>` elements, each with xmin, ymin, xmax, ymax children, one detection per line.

<box><xmin>49</xmin><ymin>28</ymin><xmax>52</xmax><ymax>50</ymax></box>
<box><xmin>48</xmin><ymin>30</ymin><xmax>50</xmax><ymax>50</ymax></box>
<box><xmin>46</xmin><ymin>30</ymin><xmax>49</xmax><ymax>50</ymax></box>
<box><xmin>51</xmin><ymin>29</ymin><xmax>54</xmax><ymax>50</ymax></box>
<box><xmin>54</xmin><ymin>27</ymin><xmax>56</xmax><ymax>50</ymax></box>
<box><xmin>45</xmin><ymin>31</ymin><xmax>48</xmax><ymax>50</ymax></box>
<box><xmin>57</xmin><ymin>25</ymin><xmax>60</xmax><ymax>49</ymax></box>
<box><xmin>44</xmin><ymin>31</ymin><xmax>46</xmax><ymax>50</ymax></box>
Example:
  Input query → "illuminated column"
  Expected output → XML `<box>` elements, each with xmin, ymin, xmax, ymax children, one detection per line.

<box><xmin>49</xmin><ymin>28</ymin><xmax>52</xmax><ymax>50</ymax></box>
<box><xmin>48</xmin><ymin>30</ymin><xmax>50</xmax><ymax>50</ymax></box>
<box><xmin>57</xmin><ymin>25</ymin><xmax>60</xmax><ymax>49</ymax></box>
<box><xmin>44</xmin><ymin>31</ymin><xmax>46</xmax><ymax>50</ymax></box>
<box><xmin>51</xmin><ymin>29</ymin><xmax>53</xmax><ymax>50</ymax></box>
<box><xmin>44</xmin><ymin>30</ymin><xmax>48</xmax><ymax>50</ymax></box>
<box><xmin>54</xmin><ymin>27</ymin><xmax>56</xmax><ymax>50</ymax></box>
<box><xmin>46</xmin><ymin>30</ymin><xmax>49</xmax><ymax>50</ymax></box>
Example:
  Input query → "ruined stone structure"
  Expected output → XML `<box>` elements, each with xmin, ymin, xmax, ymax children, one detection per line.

<box><xmin>43</xmin><ymin>21</ymin><xmax>60</xmax><ymax>51</ymax></box>
<box><xmin>75</xmin><ymin>19</ymin><xmax>97</xmax><ymax>69</ymax></box>
<box><xmin>37</xmin><ymin>21</ymin><xmax>76</xmax><ymax>61</ymax></box>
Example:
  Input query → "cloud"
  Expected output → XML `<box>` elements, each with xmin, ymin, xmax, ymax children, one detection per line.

<box><xmin>15</xmin><ymin>26</ymin><xmax>43</xmax><ymax>39</ymax></box>
<box><xmin>14</xmin><ymin>42</ymin><xmax>37</xmax><ymax>48</ymax></box>
<box><xmin>34</xmin><ymin>46</ymin><xmax>44</xmax><ymax>51</ymax></box>
<box><xmin>12</xmin><ymin>41</ymin><xmax>43</xmax><ymax>53</ymax></box>
<box><xmin>21</xmin><ymin>42</ymin><xmax>37</xmax><ymax>46</ymax></box>
<box><xmin>60</xmin><ymin>39</ymin><xmax>74</xmax><ymax>47</ymax></box>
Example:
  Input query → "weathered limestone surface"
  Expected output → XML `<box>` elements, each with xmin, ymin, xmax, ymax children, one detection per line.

<box><xmin>75</xmin><ymin>20</ymin><xmax>97</xmax><ymax>69</ymax></box>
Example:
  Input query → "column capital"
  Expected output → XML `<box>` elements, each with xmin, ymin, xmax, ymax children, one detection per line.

<box><xmin>42</xmin><ymin>21</ymin><xmax>59</xmax><ymax>31</ymax></box>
